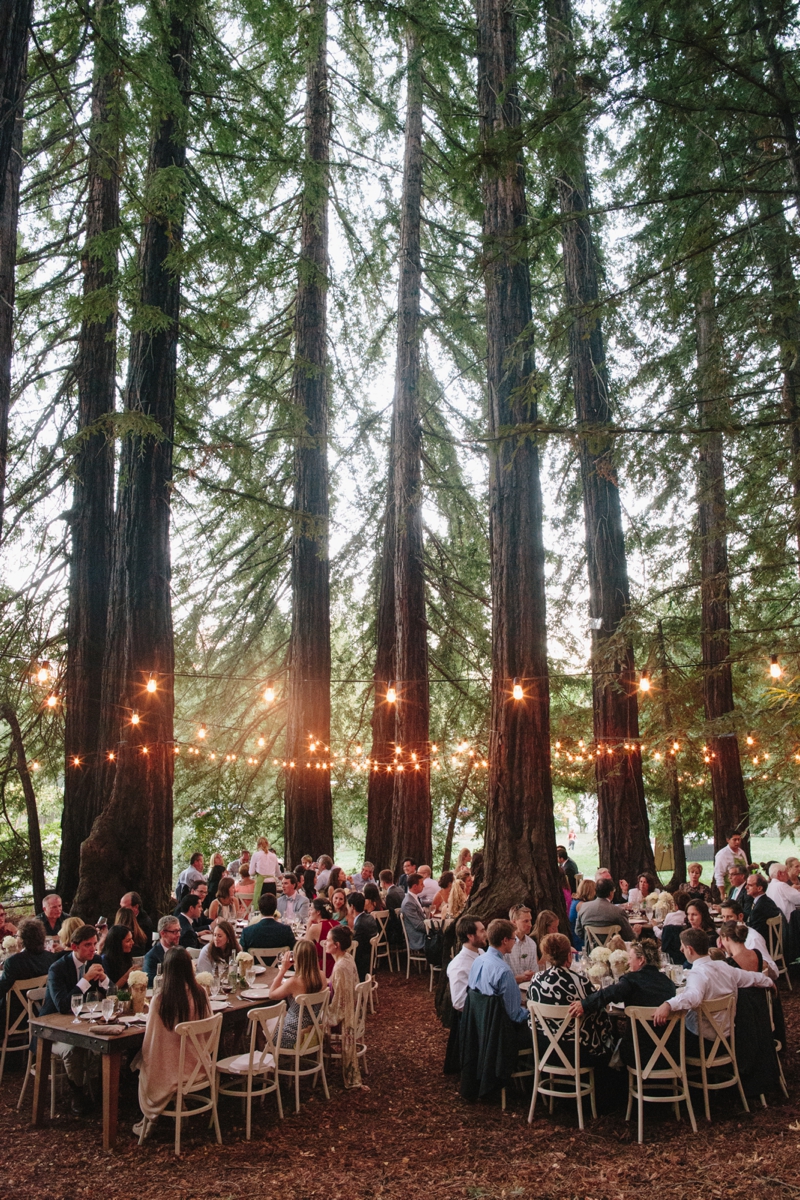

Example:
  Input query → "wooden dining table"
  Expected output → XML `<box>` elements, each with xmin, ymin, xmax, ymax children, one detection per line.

<box><xmin>29</xmin><ymin>980</ymin><xmax>278</xmax><ymax>1152</ymax></box>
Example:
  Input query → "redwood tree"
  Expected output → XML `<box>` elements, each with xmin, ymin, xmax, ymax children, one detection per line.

<box><xmin>74</xmin><ymin>0</ymin><xmax>195</xmax><ymax>919</ymax></box>
<box><xmin>284</xmin><ymin>0</ymin><xmax>334</xmax><ymax>866</ymax></box>
<box><xmin>545</xmin><ymin>0</ymin><xmax>654</xmax><ymax>885</ymax></box>
<box><xmin>693</xmin><ymin>255</ymin><xmax>750</xmax><ymax>857</ymax></box>
<box><xmin>364</xmin><ymin>481</ymin><xmax>396</xmax><ymax>870</ymax></box>
<box><xmin>470</xmin><ymin>0</ymin><xmax>564</xmax><ymax>921</ymax></box>
<box><xmin>57</xmin><ymin>0</ymin><xmax>120</xmax><ymax>906</ymax></box>
<box><xmin>389</xmin><ymin>32</ymin><xmax>431</xmax><ymax>876</ymax></box>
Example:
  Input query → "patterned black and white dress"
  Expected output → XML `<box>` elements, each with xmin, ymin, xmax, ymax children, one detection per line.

<box><xmin>527</xmin><ymin>966</ymin><xmax>613</xmax><ymax>1060</ymax></box>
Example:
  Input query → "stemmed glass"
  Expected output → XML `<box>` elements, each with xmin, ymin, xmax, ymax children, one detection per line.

<box><xmin>71</xmin><ymin>993</ymin><xmax>83</xmax><ymax>1024</ymax></box>
<box><xmin>245</xmin><ymin>968</ymin><xmax>257</xmax><ymax>990</ymax></box>
<box><xmin>87</xmin><ymin>989</ymin><xmax>100</xmax><ymax>1018</ymax></box>
<box><xmin>210</xmin><ymin>973</ymin><xmax>222</xmax><ymax>999</ymax></box>
<box><xmin>101</xmin><ymin>995</ymin><xmax>116</xmax><ymax>1023</ymax></box>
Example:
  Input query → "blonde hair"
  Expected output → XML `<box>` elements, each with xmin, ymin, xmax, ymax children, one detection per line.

<box><xmin>59</xmin><ymin>916</ymin><xmax>85</xmax><ymax>949</ymax></box>
<box><xmin>256</xmin><ymin>837</ymin><xmax>269</xmax><ymax>852</ymax></box>
<box><xmin>293</xmin><ymin>939</ymin><xmax>324</xmax><ymax>993</ymax></box>
<box><xmin>687</xmin><ymin>862</ymin><xmax>703</xmax><ymax>873</ymax></box>
<box><xmin>447</xmin><ymin>878</ymin><xmax>468</xmax><ymax>919</ymax></box>
<box><xmin>576</xmin><ymin>879</ymin><xmax>596</xmax><ymax>903</ymax></box>
<box><xmin>533</xmin><ymin>909</ymin><xmax>559</xmax><ymax>946</ymax></box>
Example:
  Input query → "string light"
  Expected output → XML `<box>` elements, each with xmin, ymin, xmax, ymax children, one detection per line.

<box><xmin>130</xmin><ymin>712</ymin><xmax>140</xmax><ymax>726</ymax></box>
<box><xmin>258</xmin><ymin>737</ymin><xmax>265</xmax><ymax>747</ymax></box>
<box><xmin>264</xmin><ymin>680</ymin><xmax>275</xmax><ymax>704</ymax></box>
<box><xmin>35</xmin><ymin>661</ymin><xmax>50</xmax><ymax>684</ymax></box>
<box><xmin>146</xmin><ymin>677</ymin><xmax>157</xmax><ymax>693</ymax></box>
<box><xmin>46</xmin><ymin>695</ymin><xmax>58</xmax><ymax>708</ymax></box>
<box><xmin>108</xmin><ymin>752</ymin><xmax>115</xmax><ymax>761</ymax></box>
<box><xmin>512</xmin><ymin>678</ymin><xmax>523</xmax><ymax>700</ymax></box>
<box><xmin>639</xmin><ymin>670</ymin><xmax>651</xmax><ymax>692</ymax></box>
<box><xmin>769</xmin><ymin>655</ymin><xmax>782</xmax><ymax>679</ymax></box>
<box><xmin>386</xmin><ymin>681</ymin><xmax>396</xmax><ymax>704</ymax></box>
<box><xmin>198</xmin><ymin>727</ymin><xmax>207</xmax><ymax>739</ymax></box>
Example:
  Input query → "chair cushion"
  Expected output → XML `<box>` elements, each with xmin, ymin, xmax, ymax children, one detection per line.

<box><xmin>218</xmin><ymin>1052</ymin><xmax>275</xmax><ymax>1074</ymax></box>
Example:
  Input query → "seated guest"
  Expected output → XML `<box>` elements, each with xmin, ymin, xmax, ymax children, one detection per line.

<box><xmin>379</xmin><ymin>870</ymin><xmax>404</xmax><ymax>912</ymax></box>
<box><xmin>557</xmin><ymin>846</ymin><xmax>579</xmax><ymax>893</ymax></box>
<box><xmin>144</xmin><ymin>916</ymin><xmax>182</xmax><ymax>985</ymax></box>
<box><xmin>234</xmin><ymin>865</ymin><xmax>256</xmax><ymax>907</ymax></box>
<box><xmin>119</xmin><ymin>892</ymin><xmax>154</xmax><ymax>945</ymax></box>
<box><xmin>719</xmin><ymin>899</ymin><xmax>778</xmax><ymax>979</ymax></box>
<box><xmin>0</xmin><ymin>902</ymin><xmax>17</xmax><ymax>939</ymax></box>
<box><xmin>227</xmin><ymin>848</ymin><xmax>250</xmax><ymax>877</ymax></box>
<box><xmin>362</xmin><ymin>883</ymin><xmax>385</xmax><ymax>912</ymax></box>
<box><xmin>204</xmin><ymin>863</ymin><xmax>225</xmax><ymax>908</ymax></box>
<box><xmin>569</xmin><ymin>880</ymin><xmax>595</xmax><ymax>949</ymax></box>
<box><xmin>398</xmin><ymin>859</ymin><xmax>417</xmax><ymax>893</ymax></box>
<box><xmin>447</xmin><ymin>917</ymin><xmax>487</xmax><ymax>1013</ymax></box>
<box><xmin>653</xmin><ymin>928</ymin><xmax>773</xmax><ymax>1055</ymax></box>
<box><xmin>114</xmin><ymin>905</ymin><xmax>150</xmax><ymax>956</ymax></box>
<box><xmin>400</xmin><ymin>874</ymin><xmax>427</xmax><ymax>952</ymax></box>
<box><xmin>132</xmin><ymin>947</ymin><xmax>211</xmax><ymax>1140</ymax></box>
<box><xmin>626</xmin><ymin>872</ymin><xmax>660</xmax><ymax>907</ymax></box>
<box><xmin>447</xmin><ymin>877</ymin><xmax>469</xmax><ymax>919</ymax></box>
<box><xmin>177</xmin><ymin>894</ymin><xmax>204</xmax><ymax>949</ymax></box>
<box><xmin>767</xmin><ymin>862</ymin><xmax>800</xmax><ymax>923</ymax></box>
<box><xmin>417</xmin><ymin>866</ymin><xmax>439</xmax><ymax>906</ymax></box>
<box><xmin>209</xmin><ymin>875</ymin><xmax>241</xmax><ymax>924</ymax></box>
<box><xmin>455</xmin><ymin>848</ymin><xmax>472</xmax><ymax>874</ymax></box>
<box><xmin>41</xmin><ymin>924</ymin><xmax>110</xmax><ymax>1114</ymax></box>
<box><xmin>431</xmin><ymin>872</ymin><xmax>454</xmax><ymax>915</ymax></box>
<box><xmin>330</xmin><ymin>889</ymin><xmax>349</xmax><ymax>925</ymax></box>
<box><xmin>315</xmin><ymin>855</ymin><xmax>333</xmax><ymax>894</ymax></box>
<box><xmin>36</xmin><ymin>893</ymin><xmax>64</xmax><ymax>938</ymax></box>
<box><xmin>717</xmin><ymin>919</ymin><xmax>766</xmax><ymax>974</ymax></box>
<box><xmin>467</xmin><ymin>918</ymin><xmax>531</xmax><ymax>1050</ymax></box>
<box><xmin>240</xmin><ymin>893</ymin><xmax>296</xmax><ymax>952</ymax></box>
<box><xmin>326</xmin><ymin>866</ymin><xmax>348</xmax><ymax>898</ymax></box>
<box><xmin>746</xmin><ymin>872</ymin><xmax>783</xmax><ymax>942</ymax></box>
<box><xmin>294</xmin><ymin>859</ymin><xmax>317</xmax><ymax>900</ymax></box>
<box><xmin>568</xmin><ymin>938</ymin><xmax>675</xmax><ymax>1065</ymax></box>
<box><xmin>347</xmin><ymin>891</ymin><xmax>378</xmax><ymax>981</ymax></box>
<box><xmin>677</xmin><ymin>862</ymin><xmax>714</xmax><ymax>904</ymax></box>
<box><xmin>196</xmin><ymin>920</ymin><xmax>239</xmax><ymax>975</ymax></box>
<box><xmin>176</xmin><ymin>851</ymin><xmax>206</xmax><ymax>901</ymax></box>
<box><xmin>324</xmin><ymin>925</ymin><xmax>363</xmax><ymax>1090</ymax></box>
<box><xmin>786</xmin><ymin>857</ymin><xmax>800</xmax><ymax>887</ymax></box>
<box><xmin>187</xmin><ymin>882</ymin><xmax>211</xmax><ymax>930</ymax></box>
<box><xmin>504</xmin><ymin>905</ymin><xmax>538</xmax><ymax>983</ymax></box>
<box><xmin>350</xmin><ymin>861</ymin><xmax>376</xmax><ymax>892</ymax></box>
<box><xmin>726</xmin><ymin>864</ymin><xmax>750</xmax><ymax>909</ymax></box>
<box><xmin>575</xmin><ymin>878</ymin><xmax>635</xmax><ymax>943</ymax></box>
<box><xmin>528</xmin><ymin>933</ymin><xmax>613</xmax><ymax>1064</ymax></box>
<box><xmin>277</xmin><ymin>873</ymin><xmax>310</xmax><ymax>924</ymax></box>
<box><xmin>532</xmin><ymin>910</ymin><xmax>560</xmax><ymax>967</ymax></box>
<box><xmin>0</xmin><ymin>916</ymin><xmax>57</xmax><ymax>1022</ymax></box>
<box><xmin>57</xmin><ymin>916</ymin><xmax>86</xmax><ymax>956</ymax></box>
<box><xmin>664</xmin><ymin>899</ymin><xmax>717</xmax><ymax>964</ymax></box>
<box><xmin>304</xmin><ymin>898</ymin><xmax>338</xmax><ymax>976</ymax></box>
<box><xmin>102</xmin><ymin>924</ymin><xmax>134</xmax><ymax>988</ymax></box>
<box><xmin>267</xmin><ymin>939</ymin><xmax>325</xmax><ymax>1048</ymax></box>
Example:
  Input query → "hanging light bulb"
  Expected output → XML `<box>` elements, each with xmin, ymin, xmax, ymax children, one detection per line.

<box><xmin>673</xmin><ymin>741</ymin><xmax>680</xmax><ymax>751</ymax></box>
<box><xmin>769</xmin><ymin>655</ymin><xmax>782</xmax><ymax>679</ymax></box>
<box><xmin>146</xmin><ymin>677</ymin><xmax>157</xmax><ymax>693</ymax></box>
<box><xmin>36</xmin><ymin>661</ymin><xmax>50</xmax><ymax>684</ymax></box>
<box><xmin>639</xmin><ymin>670</ymin><xmax>651</xmax><ymax>692</ymax></box>
<box><xmin>198</xmin><ymin>727</ymin><xmax>206</xmax><ymax>739</ymax></box>
<box><xmin>512</xmin><ymin>678</ymin><xmax>523</xmax><ymax>700</ymax></box>
<box><xmin>258</xmin><ymin>736</ymin><xmax>265</xmax><ymax>747</ymax></box>
<box><xmin>131</xmin><ymin>712</ymin><xmax>140</xmax><ymax>726</ymax></box>
<box><xmin>264</xmin><ymin>680</ymin><xmax>275</xmax><ymax>703</ymax></box>
<box><xmin>431</xmin><ymin>743</ymin><xmax>438</xmax><ymax>753</ymax></box>
<box><xmin>46</xmin><ymin>695</ymin><xmax>58</xmax><ymax>708</ymax></box>
<box><xmin>386</xmin><ymin>681</ymin><xmax>396</xmax><ymax>704</ymax></box>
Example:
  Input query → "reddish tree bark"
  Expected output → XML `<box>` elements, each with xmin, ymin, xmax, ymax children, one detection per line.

<box><xmin>1</xmin><ymin>704</ymin><xmax>45</xmax><ymax>911</ymax></box>
<box><xmin>364</xmin><ymin>484</ymin><xmax>396</xmax><ymax>871</ymax></box>
<box><xmin>693</xmin><ymin>258</ymin><xmax>749</xmax><ymax>858</ymax></box>
<box><xmin>545</xmin><ymin>0</ymin><xmax>654</xmax><ymax>885</ymax></box>
<box><xmin>657</xmin><ymin>621</ymin><xmax>686</xmax><ymax>891</ymax></box>
<box><xmin>470</xmin><ymin>0</ymin><xmax>565</xmax><ymax>922</ymax></box>
<box><xmin>73</xmin><ymin>0</ymin><xmax>195</xmax><ymax>920</ymax></box>
<box><xmin>284</xmin><ymin>0</ymin><xmax>334</xmax><ymax>866</ymax></box>
<box><xmin>389</xmin><ymin>33</ymin><xmax>431</xmax><ymax>877</ymax></box>
<box><xmin>57</xmin><ymin>0</ymin><xmax>120</xmax><ymax>906</ymax></box>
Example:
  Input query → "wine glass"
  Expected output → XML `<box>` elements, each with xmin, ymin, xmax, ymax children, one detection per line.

<box><xmin>101</xmin><ymin>996</ymin><xmax>115</xmax><ymax>1023</ymax></box>
<box><xmin>71</xmin><ymin>993</ymin><xmax>83</xmax><ymax>1024</ymax></box>
<box><xmin>245</xmin><ymin>968</ymin><xmax>257</xmax><ymax>989</ymax></box>
<box><xmin>210</xmin><ymin>974</ymin><xmax>221</xmax><ymax>999</ymax></box>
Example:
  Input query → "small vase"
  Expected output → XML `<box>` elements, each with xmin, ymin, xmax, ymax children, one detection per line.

<box><xmin>131</xmin><ymin>983</ymin><xmax>147</xmax><ymax>1014</ymax></box>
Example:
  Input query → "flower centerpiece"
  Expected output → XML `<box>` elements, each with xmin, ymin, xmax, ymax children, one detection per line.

<box><xmin>128</xmin><ymin>969</ymin><xmax>148</xmax><ymax>1013</ymax></box>
<box><xmin>196</xmin><ymin>971</ymin><xmax>213</xmax><ymax>993</ymax></box>
<box><xmin>645</xmin><ymin>893</ymin><xmax>660</xmax><ymax>913</ymax></box>
<box><xmin>589</xmin><ymin>945</ymin><xmax>612</xmax><ymax>965</ymax></box>
<box><xmin>2</xmin><ymin>935</ymin><xmax>16</xmax><ymax>953</ymax></box>
<box><xmin>588</xmin><ymin>962</ymin><xmax>610</xmax><ymax>983</ymax></box>
<box><xmin>236</xmin><ymin>951</ymin><xmax>254</xmax><ymax>974</ymax></box>
<box><xmin>609</xmin><ymin>948</ymin><xmax>629</xmax><ymax>978</ymax></box>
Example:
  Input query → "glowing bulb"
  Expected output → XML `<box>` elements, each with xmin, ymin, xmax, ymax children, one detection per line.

<box><xmin>131</xmin><ymin>712</ymin><xmax>140</xmax><ymax>725</ymax></box>
<box><xmin>108</xmin><ymin>752</ymin><xmax>115</xmax><ymax>761</ymax></box>
<box><xmin>512</xmin><ymin>678</ymin><xmax>523</xmax><ymax>700</ymax></box>
<box><xmin>356</xmin><ymin>745</ymin><xmax>362</xmax><ymax>755</ymax></box>
<box><xmin>72</xmin><ymin>756</ymin><xmax>80</xmax><ymax>766</ymax></box>
<box><xmin>146</xmin><ymin>677</ymin><xmax>157</xmax><ymax>693</ymax></box>
<box><xmin>264</xmin><ymin>680</ymin><xmax>275</xmax><ymax>703</ymax></box>
<box><xmin>258</xmin><ymin>737</ymin><xmax>265</xmax><ymax>747</ymax></box>
<box><xmin>639</xmin><ymin>671</ymin><xmax>651</xmax><ymax>692</ymax></box>
<box><xmin>198</xmin><ymin>727</ymin><xmax>206</xmax><ymax>739</ymax></box>
<box><xmin>173</xmin><ymin>747</ymin><xmax>179</xmax><ymax>754</ymax></box>
<box><xmin>769</xmin><ymin>655</ymin><xmax>782</xmax><ymax>679</ymax></box>
<box><xmin>746</xmin><ymin>735</ymin><xmax>754</xmax><ymax>745</ymax></box>
<box><xmin>310</xmin><ymin>742</ymin><xmax>316</xmax><ymax>752</ymax></box>
<box><xmin>36</xmin><ymin>662</ymin><xmax>50</xmax><ymax>684</ymax></box>
<box><xmin>673</xmin><ymin>741</ymin><xmax>680</xmax><ymax>751</ymax></box>
<box><xmin>46</xmin><ymin>695</ymin><xmax>58</xmax><ymax>708</ymax></box>
<box><xmin>31</xmin><ymin>760</ymin><xmax>39</xmax><ymax>770</ymax></box>
<box><xmin>386</xmin><ymin>681</ymin><xmax>396</xmax><ymax>704</ymax></box>
<box><xmin>555</xmin><ymin>741</ymin><xmax>561</xmax><ymax>749</ymax></box>
<box><xmin>141</xmin><ymin>746</ymin><xmax>148</xmax><ymax>754</ymax></box>
<box><xmin>431</xmin><ymin>743</ymin><xmax>438</xmax><ymax>753</ymax></box>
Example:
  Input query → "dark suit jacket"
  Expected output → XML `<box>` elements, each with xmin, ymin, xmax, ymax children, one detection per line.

<box><xmin>0</xmin><ymin>950</ymin><xmax>56</xmax><ymax>1020</ymax></box>
<box><xmin>385</xmin><ymin>885</ymin><xmax>404</xmax><ymax>912</ymax></box>
<box><xmin>728</xmin><ymin>883</ymin><xmax>748</xmax><ymax>908</ymax></box>
<box><xmin>353</xmin><ymin>912</ymin><xmax>379</xmax><ymax>981</ymax></box>
<box><xmin>143</xmin><ymin>941</ymin><xmax>166</xmax><ymax>986</ymax></box>
<box><xmin>178</xmin><ymin>913</ymin><xmax>202</xmax><ymax>949</ymax></box>
<box><xmin>581</xmin><ymin>965</ymin><xmax>675</xmax><ymax>1013</ymax></box>
<box><xmin>41</xmin><ymin>953</ymin><xmax>107</xmax><ymax>1016</ymax></box>
<box><xmin>240</xmin><ymin>919</ymin><xmax>296</xmax><ymax>952</ymax></box>
<box><xmin>35</xmin><ymin>912</ymin><xmax>65</xmax><ymax>937</ymax></box>
<box><xmin>747</xmin><ymin>893</ymin><xmax>782</xmax><ymax>942</ymax></box>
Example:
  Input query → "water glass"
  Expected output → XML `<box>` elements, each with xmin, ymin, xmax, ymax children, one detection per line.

<box><xmin>101</xmin><ymin>996</ymin><xmax>115</xmax><ymax>1023</ymax></box>
<box><xmin>71</xmin><ymin>993</ymin><xmax>83</xmax><ymax>1024</ymax></box>
<box><xmin>245</xmin><ymin>968</ymin><xmax>257</xmax><ymax>989</ymax></box>
<box><xmin>210</xmin><ymin>974</ymin><xmax>221</xmax><ymax>998</ymax></box>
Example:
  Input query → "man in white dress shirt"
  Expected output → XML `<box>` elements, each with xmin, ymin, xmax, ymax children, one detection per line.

<box><xmin>418</xmin><ymin>866</ymin><xmax>439</xmax><ymax>906</ymax></box>
<box><xmin>447</xmin><ymin>916</ymin><xmax>487</xmax><ymax>1011</ymax></box>
<box><xmin>653</xmin><ymin>927</ymin><xmax>773</xmax><ymax>1054</ymax></box>
<box><xmin>713</xmin><ymin>830</ymin><xmax>747</xmax><ymax>893</ymax></box>
<box><xmin>503</xmin><ymin>905</ymin><xmax>538</xmax><ymax>983</ymax></box>
<box><xmin>276</xmin><ymin>873</ymin><xmax>310</xmax><ymax>924</ymax></box>
<box><xmin>767</xmin><ymin>862</ymin><xmax>800</xmax><ymax>922</ymax></box>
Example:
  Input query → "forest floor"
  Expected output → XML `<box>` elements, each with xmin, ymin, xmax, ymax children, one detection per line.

<box><xmin>1</xmin><ymin>967</ymin><xmax>799</xmax><ymax>1200</ymax></box>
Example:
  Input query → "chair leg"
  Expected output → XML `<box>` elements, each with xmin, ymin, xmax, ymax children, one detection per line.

<box><xmin>501</xmin><ymin>1087</ymin><xmax>506</xmax><ymax>1112</ymax></box>
<box><xmin>735</xmin><ymin>1068</ymin><xmax>749</xmax><ymax>1113</ymax></box>
<box><xmin>672</xmin><ymin>1077</ymin><xmax>679</xmax><ymax>1122</ymax></box>
<box><xmin>175</xmin><ymin>1091</ymin><xmax>183</xmax><ymax>1156</ymax></box>
<box><xmin>50</xmin><ymin>1060</ymin><xmax>57</xmax><ymax>1120</ymax></box>
<box><xmin>17</xmin><ymin>1052</ymin><xmax>32</xmax><ymax>1112</ymax></box>
<box><xmin>589</xmin><ymin>1069</ymin><xmax>597</xmax><ymax>1119</ymax></box>
<box><xmin>527</xmin><ymin>1068</ymin><xmax>539</xmax><ymax>1123</ymax></box>
<box><xmin>778</xmin><ymin>1059</ymin><xmax>789</xmax><ymax>1099</ymax></box>
<box><xmin>575</xmin><ymin>1075</ymin><xmax>584</xmax><ymax>1132</ymax></box>
<box><xmin>295</xmin><ymin>1068</ymin><xmax>301</xmax><ymax>1114</ymax></box>
<box><xmin>275</xmin><ymin>1074</ymin><xmax>284</xmax><ymax>1120</ymax></box>
<box><xmin>682</xmin><ymin>1072</ymin><xmax>697</xmax><ymax>1134</ymax></box>
<box><xmin>637</xmin><ymin>1088</ymin><xmax>644</xmax><ymax>1144</ymax></box>
<box><xmin>625</xmin><ymin>1075</ymin><xmax>633</xmax><ymax>1122</ymax></box>
<box><xmin>701</xmin><ymin>1059</ymin><xmax>711</xmax><ymax>1123</ymax></box>
<box><xmin>211</xmin><ymin>1093</ymin><xmax>222</xmax><ymax>1145</ymax></box>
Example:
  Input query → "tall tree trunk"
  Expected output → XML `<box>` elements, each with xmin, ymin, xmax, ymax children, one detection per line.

<box><xmin>657</xmin><ymin>621</ymin><xmax>686</xmax><ymax>891</ymax></box>
<box><xmin>545</xmin><ymin>0</ymin><xmax>654</xmax><ymax>886</ymax></box>
<box><xmin>693</xmin><ymin>257</ymin><xmax>750</xmax><ymax>859</ymax></box>
<box><xmin>57</xmin><ymin>0</ymin><xmax>120</xmax><ymax>907</ymax></box>
<box><xmin>1</xmin><ymin>704</ymin><xmax>45</xmax><ymax>910</ymax></box>
<box><xmin>758</xmin><ymin>196</ymin><xmax>800</xmax><ymax>575</ymax></box>
<box><xmin>390</xmin><ymin>32</ymin><xmax>431</xmax><ymax>877</ymax></box>
<box><xmin>470</xmin><ymin>0</ymin><xmax>564</xmax><ymax>922</ymax></box>
<box><xmin>364</xmin><ymin>485</ymin><xmax>396</xmax><ymax>870</ymax></box>
<box><xmin>73</xmin><ymin>0</ymin><xmax>194</xmax><ymax>920</ymax></box>
<box><xmin>752</xmin><ymin>0</ymin><xmax>800</xmax><ymax>210</ymax></box>
<box><xmin>284</xmin><ymin>0</ymin><xmax>334</xmax><ymax>866</ymax></box>
<box><xmin>0</xmin><ymin>0</ymin><xmax>30</xmax><ymax>541</ymax></box>
<box><xmin>441</xmin><ymin>762</ymin><xmax>473</xmax><ymax>873</ymax></box>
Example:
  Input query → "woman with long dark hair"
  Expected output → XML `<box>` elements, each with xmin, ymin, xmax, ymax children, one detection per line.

<box><xmin>304</xmin><ymin>898</ymin><xmax>337</xmax><ymax>976</ymax></box>
<box><xmin>114</xmin><ymin>906</ymin><xmax>149</xmax><ymax>956</ymax></box>
<box><xmin>209</xmin><ymin>876</ymin><xmax>241</xmax><ymax>924</ymax></box>
<box><xmin>205</xmin><ymin>863</ymin><xmax>225</xmax><ymax>907</ymax></box>
<box><xmin>327</xmin><ymin>867</ymin><xmax>348</xmax><ymax>898</ymax></box>
<box><xmin>102</xmin><ymin>924</ymin><xmax>134</xmax><ymax>987</ymax></box>
<box><xmin>196</xmin><ymin>920</ymin><xmax>239</xmax><ymax>974</ymax></box>
<box><xmin>132</xmin><ymin>947</ymin><xmax>211</xmax><ymax>1138</ymax></box>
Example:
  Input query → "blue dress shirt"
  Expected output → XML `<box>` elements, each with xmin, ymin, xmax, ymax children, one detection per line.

<box><xmin>467</xmin><ymin>945</ymin><xmax>529</xmax><ymax>1024</ymax></box>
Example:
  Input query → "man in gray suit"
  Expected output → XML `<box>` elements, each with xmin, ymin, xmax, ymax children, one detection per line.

<box><xmin>276</xmin><ymin>874</ymin><xmax>310</xmax><ymax>924</ymax></box>
<box><xmin>575</xmin><ymin>877</ymin><xmax>634</xmax><ymax>942</ymax></box>
<box><xmin>401</xmin><ymin>874</ymin><xmax>427</xmax><ymax>951</ymax></box>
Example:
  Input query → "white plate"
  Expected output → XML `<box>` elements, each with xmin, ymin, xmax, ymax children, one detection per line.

<box><xmin>241</xmin><ymin>988</ymin><xmax>272</xmax><ymax>1000</ymax></box>
<box><xmin>119</xmin><ymin>1014</ymin><xmax>148</xmax><ymax>1025</ymax></box>
<box><xmin>209</xmin><ymin>999</ymin><xmax>230</xmax><ymax>1011</ymax></box>
<box><xmin>251</xmin><ymin>965</ymin><xmax>266</xmax><ymax>975</ymax></box>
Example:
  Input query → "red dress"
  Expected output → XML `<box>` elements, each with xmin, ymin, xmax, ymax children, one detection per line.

<box><xmin>311</xmin><ymin>919</ymin><xmax>337</xmax><ymax>977</ymax></box>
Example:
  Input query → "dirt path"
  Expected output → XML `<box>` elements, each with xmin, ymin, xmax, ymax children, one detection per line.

<box><xmin>1</xmin><ymin>969</ymin><xmax>799</xmax><ymax>1199</ymax></box>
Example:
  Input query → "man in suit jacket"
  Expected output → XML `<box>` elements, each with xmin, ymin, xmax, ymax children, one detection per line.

<box><xmin>398</xmin><ymin>859</ymin><xmax>417</xmax><ymax>893</ymax></box>
<box><xmin>746</xmin><ymin>873</ymin><xmax>783</xmax><ymax>942</ymax></box>
<box><xmin>347</xmin><ymin>892</ymin><xmax>378</xmax><ymax>980</ymax></box>
<box><xmin>574</xmin><ymin>878</ymin><xmax>635</xmax><ymax>941</ymax></box>
<box><xmin>0</xmin><ymin>917</ymin><xmax>56</xmax><ymax>1023</ymax></box>
<box><xmin>276</xmin><ymin>874</ymin><xmax>310</xmax><ymax>924</ymax></box>
<box><xmin>401</xmin><ymin>875</ymin><xmax>427</xmax><ymax>952</ymax></box>
<box><xmin>240</xmin><ymin>894</ymin><xmax>296</xmax><ymax>952</ymax></box>
<box><xmin>143</xmin><ymin>915</ymin><xmax>182</xmax><ymax>985</ymax></box>
<box><xmin>727</xmin><ymin>865</ymin><xmax>750</xmax><ymax>911</ymax></box>
<box><xmin>41</xmin><ymin>924</ymin><xmax>110</xmax><ymax>1114</ymax></box>
<box><xmin>177</xmin><ymin>894</ymin><xmax>204</xmax><ymax>949</ymax></box>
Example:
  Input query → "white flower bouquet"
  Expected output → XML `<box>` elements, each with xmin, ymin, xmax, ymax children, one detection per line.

<box><xmin>588</xmin><ymin>962</ymin><xmax>609</xmax><ymax>982</ymax></box>
<box><xmin>2</xmin><ymin>935</ymin><xmax>16</xmax><ymax>953</ymax></box>
<box><xmin>128</xmin><ymin>970</ymin><xmax>148</xmax><ymax>988</ymax></box>
<box><xmin>589</xmin><ymin>945</ymin><xmax>612</xmax><ymax>963</ymax></box>
<box><xmin>609</xmin><ymin>949</ymin><xmax>629</xmax><ymax>975</ymax></box>
<box><xmin>645</xmin><ymin>893</ymin><xmax>660</xmax><ymax>911</ymax></box>
<box><xmin>196</xmin><ymin>971</ymin><xmax>213</xmax><ymax>989</ymax></box>
<box><xmin>236</xmin><ymin>951</ymin><xmax>254</xmax><ymax>973</ymax></box>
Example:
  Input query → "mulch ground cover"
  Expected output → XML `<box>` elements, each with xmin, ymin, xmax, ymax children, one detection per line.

<box><xmin>2</xmin><ymin>967</ymin><xmax>800</xmax><ymax>1200</ymax></box>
